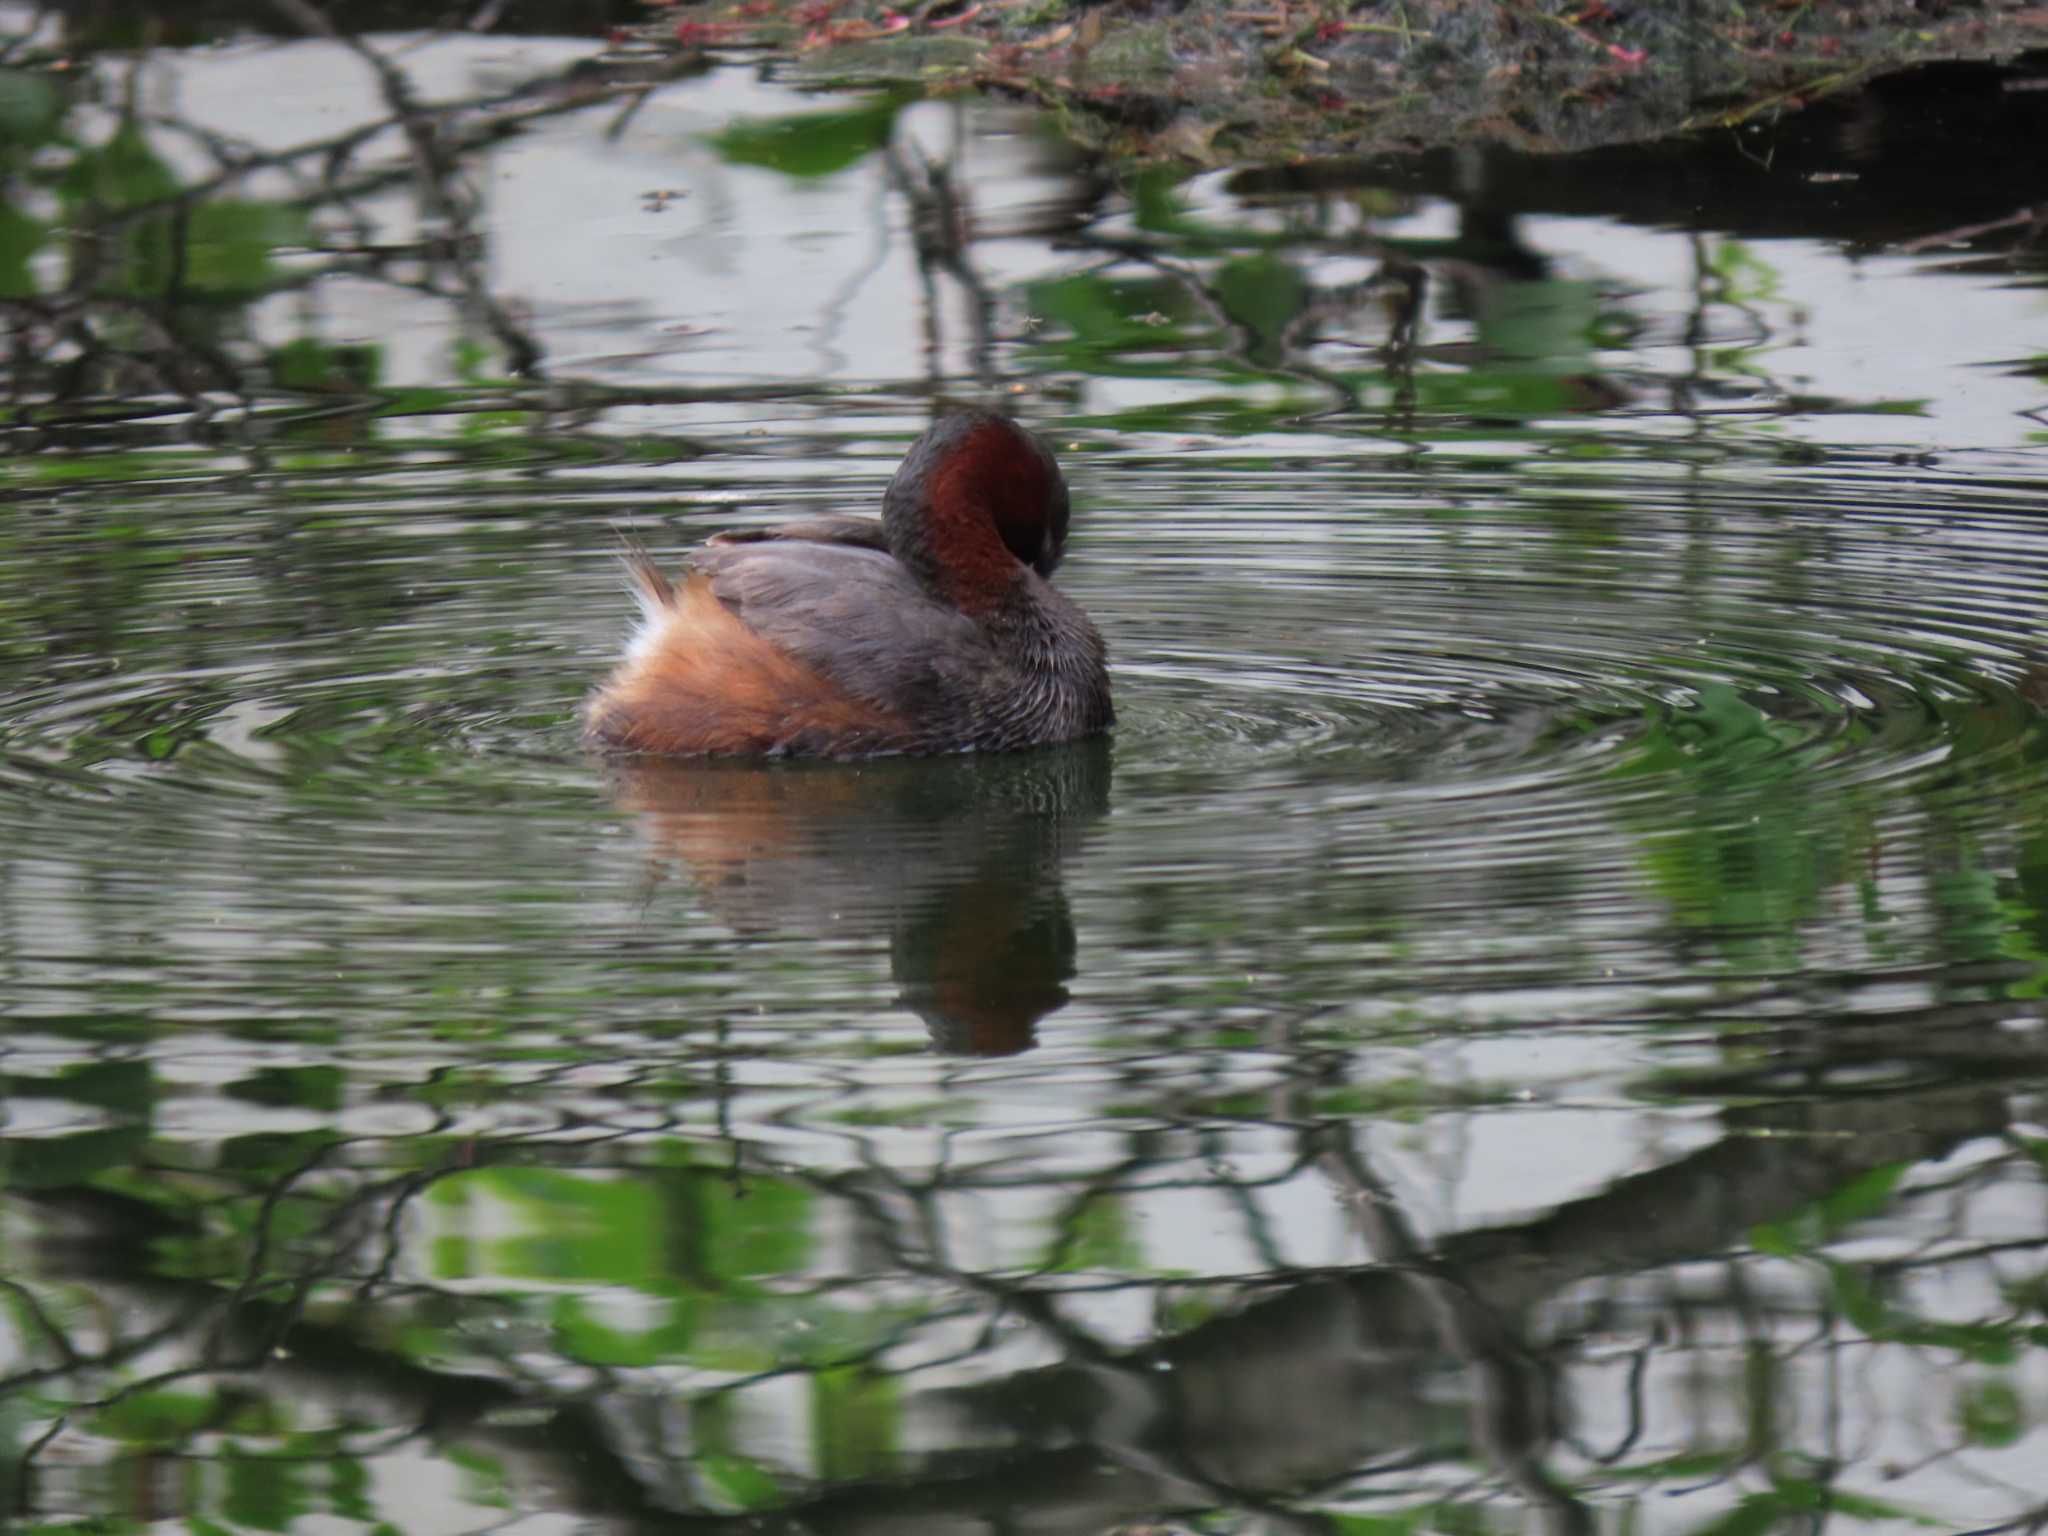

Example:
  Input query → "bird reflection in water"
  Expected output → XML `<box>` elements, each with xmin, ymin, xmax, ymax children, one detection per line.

<box><xmin>601</xmin><ymin>740</ymin><xmax>1110</xmax><ymax>1055</ymax></box>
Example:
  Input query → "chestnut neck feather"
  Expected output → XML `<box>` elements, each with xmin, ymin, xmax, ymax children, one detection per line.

<box><xmin>884</xmin><ymin>415</ymin><xmax>1062</xmax><ymax>618</ymax></box>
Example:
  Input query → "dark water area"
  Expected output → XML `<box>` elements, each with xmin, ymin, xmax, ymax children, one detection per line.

<box><xmin>4</xmin><ymin>11</ymin><xmax>2048</xmax><ymax>1535</ymax></box>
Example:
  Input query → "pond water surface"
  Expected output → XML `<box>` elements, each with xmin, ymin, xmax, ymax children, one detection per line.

<box><xmin>5</xmin><ymin>17</ymin><xmax>2048</xmax><ymax>1536</ymax></box>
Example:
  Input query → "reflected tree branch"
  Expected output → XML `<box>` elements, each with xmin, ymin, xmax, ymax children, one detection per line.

<box><xmin>882</xmin><ymin>128</ymin><xmax>998</xmax><ymax>389</ymax></box>
<box><xmin>265</xmin><ymin>0</ymin><xmax>541</xmax><ymax>376</ymax></box>
<box><xmin>1321</xmin><ymin>1134</ymin><xmax>1591</xmax><ymax>1536</ymax></box>
<box><xmin>1896</xmin><ymin>203</ymin><xmax>2048</xmax><ymax>255</ymax></box>
<box><xmin>2</xmin><ymin>1053</ymin><xmax>2033</xmax><ymax>1534</ymax></box>
<box><xmin>1</xmin><ymin>13</ymin><xmax>715</xmax><ymax>441</ymax></box>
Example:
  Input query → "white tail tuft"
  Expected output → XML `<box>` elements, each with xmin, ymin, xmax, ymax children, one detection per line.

<box><xmin>616</xmin><ymin>543</ymin><xmax>680</xmax><ymax>664</ymax></box>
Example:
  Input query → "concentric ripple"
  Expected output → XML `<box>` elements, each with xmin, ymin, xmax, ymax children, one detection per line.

<box><xmin>1085</xmin><ymin>450</ymin><xmax>2048</xmax><ymax>815</ymax></box>
<box><xmin>5</xmin><ymin>422</ymin><xmax>2048</xmax><ymax>1060</ymax></box>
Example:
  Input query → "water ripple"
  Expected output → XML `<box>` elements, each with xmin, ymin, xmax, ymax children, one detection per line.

<box><xmin>3</xmin><ymin>432</ymin><xmax>2047</xmax><ymax>1048</ymax></box>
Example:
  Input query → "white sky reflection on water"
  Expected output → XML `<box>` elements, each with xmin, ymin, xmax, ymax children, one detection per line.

<box><xmin>7</xmin><ymin>19</ymin><xmax>2048</xmax><ymax>1535</ymax></box>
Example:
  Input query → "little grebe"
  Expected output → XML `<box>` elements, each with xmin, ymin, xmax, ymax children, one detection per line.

<box><xmin>584</xmin><ymin>412</ymin><xmax>1113</xmax><ymax>758</ymax></box>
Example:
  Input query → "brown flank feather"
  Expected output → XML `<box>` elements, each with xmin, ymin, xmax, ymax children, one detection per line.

<box><xmin>584</xmin><ymin>568</ymin><xmax>914</xmax><ymax>757</ymax></box>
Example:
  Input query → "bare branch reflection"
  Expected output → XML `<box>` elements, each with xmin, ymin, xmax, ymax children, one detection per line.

<box><xmin>6</xmin><ymin>1001</ymin><xmax>2035</xmax><ymax>1530</ymax></box>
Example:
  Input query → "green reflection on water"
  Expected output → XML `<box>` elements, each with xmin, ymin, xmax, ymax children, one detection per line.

<box><xmin>3</xmin><ymin>25</ymin><xmax>2048</xmax><ymax>1536</ymax></box>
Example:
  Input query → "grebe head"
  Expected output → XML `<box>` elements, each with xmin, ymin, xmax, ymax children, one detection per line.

<box><xmin>881</xmin><ymin>412</ymin><xmax>1072</xmax><ymax>613</ymax></box>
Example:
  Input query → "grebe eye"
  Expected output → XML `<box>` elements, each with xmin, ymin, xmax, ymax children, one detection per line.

<box><xmin>1034</xmin><ymin>480</ymin><xmax>1070</xmax><ymax>577</ymax></box>
<box><xmin>981</xmin><ymin>427</ymin><xmax>1062</xmax><ymax>572</ymax></box>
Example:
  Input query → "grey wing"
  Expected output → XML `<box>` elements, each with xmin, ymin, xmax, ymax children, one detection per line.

<box><xmin>705</xmin><ymin>516</ymin><xmax>888</xmax><ymax>552</ymax></box>
<box><xmin>690</xmin><ymin>540</ymin><xmax>991</xmax><ymax>714</ymax></box>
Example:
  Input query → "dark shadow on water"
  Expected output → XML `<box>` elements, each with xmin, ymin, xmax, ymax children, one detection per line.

<box><xmin>1229</xmin><ymin>53</ymin><xmax>2048</xmax><ymax>257</ymax></box>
